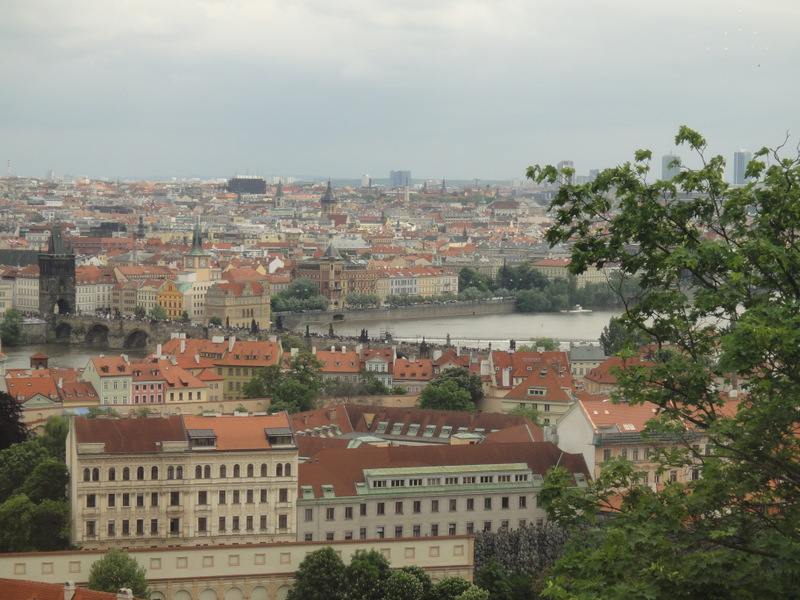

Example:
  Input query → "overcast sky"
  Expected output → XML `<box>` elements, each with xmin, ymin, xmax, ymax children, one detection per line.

<box><xmin>2</xmin><ymin>0</ymin><xmax>798</xmax><ymax>182</ymax></box>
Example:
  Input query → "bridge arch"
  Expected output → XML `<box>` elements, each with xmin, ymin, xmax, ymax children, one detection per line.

<box><xmin>124</xmin><ymin>328</ymin><xmax>149</xmax><ymax>350</ymax></box>
<box><xmin>54</xmin><ymin>322</ymin><xmax>71</xmax><ymax>341</ymax></box>
<box><xmin>86</xmin><ymin>323</ymin><xmax>110</xmax><ymax>346</ymax></box>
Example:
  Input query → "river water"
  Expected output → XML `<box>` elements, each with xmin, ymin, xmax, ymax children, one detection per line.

<box><xmin>3</xmin><ymin>311</ymin><xmax>618</xmax><ymax>369</ymax></box>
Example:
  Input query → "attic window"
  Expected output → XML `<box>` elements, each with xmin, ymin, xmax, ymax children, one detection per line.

<box><xmin>390</xmin><ymin>423</ymin><xmax>403</xmax><ymax>435</ymax></box>
<box><xmin>623</xmin><ymin>423</ymin><xmax>636</xmax><ymax>431</ymax></box>
<box><xmin>422</xmin><ymin>425</ymin><xmax>436</xmax><ymax>438</ymax></box>
<box><xmin>456</xmin><ymin>426</ymin><xmax>468</xmax><ymax>435</ymax></box>
<box><xmin>407</xmin><ymin>424</ymin><xmax>420</xmax><ymax>436</ymax></box>
<box><xmin>439</xmin><ymin>425</ymin><xmax>452</xmax><ymax>438</ymax></box>
<box><xmin>473</xmin><ymin>428</ymin><xmax>485</xmax><ymax>435</ymax></box>
<box><xmin>187</xmin><ymin>429</ymin><xmax>217</xmax><ymax>449</ymax></box>
<box><xmin>375</xmin><ymin>421</ymin><xmax>389</xmax><ymax>434</ymax></box>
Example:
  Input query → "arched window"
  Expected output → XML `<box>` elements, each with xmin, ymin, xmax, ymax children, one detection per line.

<box><xmin>92</xmin><ymin>468</ymin><xmax>100</xmax><ymax>482</ymax></box>
<box><xmin>276</xmin><ymin>464</ymin><xmax>283</xmax><ymax>477</ymax></box>
<box><xmin>151</xmin><ymin>466</ymin><xmax>159</xmax><ymax>480</ymax></box>
<box><xmin>167</xmin><ymin>466</ymin><xmax>174</xmax><ymax>480</ymax></box>
<box><xmin>204</xmin><ymin>465</ymin><xmax>211</xmax><ymax>478</ymax></box>
<box><xmin>83</xmin><ymin>468</ymin><xmax>90</xmax><ymax>482</ymax></box>
<box><xmin>195</xmin><ymin>465</ymin><xmax>203</xmax><ymax>479</ymax></box>
<box><xmin>108</xmin><ymin>468</ymin><xmax>116</xmax><ymax>481</ymax></box>
<box><xmin>176</xmin><ymin>466</ymin><xmax>183</xmax><ymax>479</ymax></box>
<box><xmin>233</xmin><ymin>464</ymin><xmax>240</xmax><ymax>478</ymax></box>
<box><xmin>247</xmin><ymin>464</ymin><xmax>254</xmax><ymax>478</ymax></box>
<box><xmin>137</xmin><ymin>467</ymin><xmax>145</xmax><ymax>481</ymax></box>
<box><xmin>284</xmin><ymin>463</ymin><xmax>292</xmax><ymax>477</ymax></box>
<box><xmin>220</xmin><ymin>465</ymin><xmax>227</xmax><ymax>478</ymax></box>
<box><xmin>260</xmin><ymin>464</ymin><xmax>267</xmax><ymax>477</ymax></box>
<box><xmin>123</xmin><ymin>467</ymin><xmax>130</xmax><ymax>481</ymax></box>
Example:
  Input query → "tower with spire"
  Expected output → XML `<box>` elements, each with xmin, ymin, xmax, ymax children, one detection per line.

<box><xmin>320</xmin><ymin>179</ymin><xmax>336</xmax><ymax>216</ymax></box>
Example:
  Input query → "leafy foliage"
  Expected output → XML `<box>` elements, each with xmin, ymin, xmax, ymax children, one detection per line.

<box><xmin>473</xmin><ymin>522</ymin><xmax>573</xmax><ymax>579</ymax></box>
<box><xmin>244</xmin><ymin>353</ymin><xmax>323</xmax><ymax>413</ymax></box>
<box><xmin>1</xmin><ymin>307</ymin><xmax>24</xmax><ymax>346</ymax></box>
<box><xmin>87</xmin><ymin>548</ymin><xmax>150</xmax><ymax>599</ymax></box>
<box><xmin>0</xmin><ymin>390</ymin><xmax>29</xmax><ymax>451</ymax></box>
<box><xmin>148</xmin><ymin>304</ymin><xmax>168</xmax><ymax>320</ymax></box>
<box><xmin>287</xmin><ymin>546</ymin><xmax>346</xmax><ymax>600</ymax></box>
<box><xmin>599</xmin><ymin>316</ymin><xmax>652</xmax><ymax>356</ymax></box>
<box><xmin>418</xmin><ymin>379</ymin><xmax>474</xmax><ymax>411</ymax></box>
<box><xmin>516</xmin><ymin>337</ymin><xmax>560</xmax><ymax>352</ymax></box>
<box><xmin>529</xmin><ymin>128</ymin><xmax>800</xmax><ymax>597</ymax></box>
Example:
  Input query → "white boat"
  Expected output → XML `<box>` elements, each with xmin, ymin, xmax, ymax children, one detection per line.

<box><xmin>561</xmin><ymin>304</ymin><xmax>593</xmax><ymax>314</ymax></box>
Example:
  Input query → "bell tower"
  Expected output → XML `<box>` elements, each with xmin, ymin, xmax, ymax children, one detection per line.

<box><xmin>38</xmin><ymin>224</ymin><xmax>76</xmax><ymax>316</ymax></box>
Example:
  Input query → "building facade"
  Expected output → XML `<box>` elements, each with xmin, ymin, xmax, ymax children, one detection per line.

<box><xmin>67</xmin><ymin>414</ymin><xmax>298</xmax><ymax>550</ymax></box>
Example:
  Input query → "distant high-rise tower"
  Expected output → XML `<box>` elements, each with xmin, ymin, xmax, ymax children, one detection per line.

<box><xmin>361</xmin><ymin>174</ymin><xmax>371</xmax><ymax>188</ymax></box>
<box><xmin>556</xmin><ymin>161</ymin><xmax>575</xmax><ymax>185</ymax></box>
<box><xmin>390</xmin><ymin>170</ymin><xmax>411</xmax><ymax>188</ymax></box>
<box><xmin>733</xmin><ymin>150</ymin><xmax>752</xmax><ymax>185</ymax></box>
<box><xmin>662</xmin><ymin>155</ymin><xmax>681</xmax><ymax>181</ymax></box>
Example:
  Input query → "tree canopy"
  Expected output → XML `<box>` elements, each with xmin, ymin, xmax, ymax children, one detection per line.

<box><xmin>244</xmin><ymin>353</ymin><xmax>323</xmax><ymax>413</ymax></box>
<box><xmin>0</xmin><ymin>390</ymin><xmax>29</xmax><ymax>451</ymax></box>
<box><xmin>529</xmin><ymin>127</ymin><xmax>800</xmax><ymax>597</ymax></box>
<box><xmin>0</xmin><ymin>307</ymin><xmax>24</xmax><ymax>346</ymax></box>
<box><xmin>87</xmin><ymin>548</ymin><xmax>150</xmax><ymax>599</ymax></box>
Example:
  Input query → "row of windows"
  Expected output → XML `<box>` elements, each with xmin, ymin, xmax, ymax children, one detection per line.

<box><xmin>82</xmin><ymin>463</ymin><xmax>293</xmax><ymax>483</ymax></box>
<box><xmin>370</xmin><ymin>473</ymin><xmax>529</xmax><ymax>488</ymax></box>
<box><xmin>86</xmin><ymin>515</ymin><xmax>288</xmax><ymax>539</ymax></box>
<box><xmin>304</xmin><ymin>495</ymin><xmax>537</xmax><ymax>521</ymax></box>
<box><xmin>85</xmin><ymin>488</ymin><xmax>290</xmax><ymax>509</ymax></box>
<box><xmin>303</xmin><ymin>518</ymin><xmax>546</xmax><ymax>542</ymax></box>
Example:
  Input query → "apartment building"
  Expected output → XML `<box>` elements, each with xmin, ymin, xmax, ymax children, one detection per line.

<box><xmin>296</xmin><ymin>439</ymin><xmax>589</xmax><ymax>543</ymax></box>
<box><xmin>67</xmin><ymin>414</ymin><xmax>298</xmax><ymax>550</ymax></box>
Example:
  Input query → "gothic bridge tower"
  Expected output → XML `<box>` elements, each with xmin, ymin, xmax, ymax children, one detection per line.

<box><xmin>38</xmin><ymin>224</ymin><xmax>76</xmax><ymax>316</ymax></box>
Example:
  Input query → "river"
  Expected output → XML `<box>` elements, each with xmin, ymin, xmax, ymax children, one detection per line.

<box><xmin>309</xmin><ymin>310</ymin><xmax>619</xmax><ymax>350</ymax></box>
<box><xmin>3</xmin><ymin>311</ymin><xmax>618</xmax><ymax>369</ymax></box>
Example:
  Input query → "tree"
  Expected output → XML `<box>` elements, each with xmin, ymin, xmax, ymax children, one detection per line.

<box><xmin>87</xmin><ymin>548</ymin><xmax>150</xmax><ymax>599</ymax></box>
<box><xmin>19</xmin><ymin>458</ymin><xmax>69</xmax><ymax>503</ymax></box>
<box><xmin>458</xmin><ymin>268</ymin><xmax>491</xmax><ymax>293</ymax></box>
<box><xmin>0</xmin><ymin>307</ymin><xmax>23</xmax><ymax>346</ymax></box>
<box><xmin>181</xmin><ymin>310</ymin><xmax>190</xmax><ymax>323</ymax></box>
<box><xmin>38</xmin><ymin>415</ymin><xmax>68</xmax><ymax>461</ymax></box>
<box><xmin>430</xmin><ymin>577</ymin><xmax>474</xmax><ymax>600</ymax></box>
<box><xmin>599</xmin><ymin>315</ymin><xmax>651</xmax><ymax>356</ymax></box>
<box><xmin>287</xmin><ymin>546</ymin><xmax>345</xmax><ymax>600</ymax></box>
<box><xmin>269</xmin><ymin>379</ymin><xmax>318</xmax><ymax>414</ymax></box>
<box><xmin>241</xmin><ymin>377</ymin><xmax>267</xmax><ymax>399</ymax></box>
<box><xmin>133</xmin><ymin>306</ymin><xmax>147</xmax><ymax>319</ymax></box>
<box><xmin>432</xmin><ymin>367</ymin><xmax>485</xmax><ymax>404</ymax></box>
<box><xmin>516</xmin><ymin>337</ymin><xmax>559</xmax><ymax>352</ymax></box>
<box><xmin>418</xmin><ymin>379</ymin><xmax>474</xmax><ymax>412</ymax></box>
<box><xmin>85</xmin><ymin>406</ymin><xmax>121</xmax><ymax>419</ymax></box>
<box><xmin>0</xmin><ymin>390</ymin><xmax>29</xmax><ymax>451</ymax></box>
<box><xmin>508</xmin><ymin>405</ymin><xmax>543</xmax><ymax>427</ymax></box>
<box><xmin>148</xmin><ymin>304</ymin><xmax>168</xmax><ymax>320</ymax></box>
<box><xmin>474</xmin><ymin>558</ymin><xmax>512</xmax><ymax>600</ymax></box>
<box><xmin>529</xmin><ymin>128</ymin><xmax>800</xmax><ymax>597</ymax></box>
<box><xmin>208</xmin><ymin>315</ymin><xmax>223</xmax><ymax>326</ymax></box>
<box><xmin>0</xmin><ymin>440</ymin><xmax>48</xmax><ymax>503</ymax></box>
<box><xmin>382</xmin><ymin>571</ymin><xmax>424</xmax><ymax>600</ymax></box>
<box><xmin>342</xmin><ymin>549</ymin><xmax>391</xmax><ymax>600</ymax></box>
<box><xmin>399</xmin><ymin>566</ymin><xmax>433</xmax><ymax>600</ymax></box>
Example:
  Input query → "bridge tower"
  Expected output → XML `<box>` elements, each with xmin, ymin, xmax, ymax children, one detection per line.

<box><xmin>38</xmin><ymin>224</ymin><xmax>76</xmax><ymax>316</ymax></box>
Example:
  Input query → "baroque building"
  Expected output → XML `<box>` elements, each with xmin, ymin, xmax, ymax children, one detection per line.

<box><xmin>67</xmin><ymin>414</ymin><xmax>298</xmax><ymax>550</ymax></box>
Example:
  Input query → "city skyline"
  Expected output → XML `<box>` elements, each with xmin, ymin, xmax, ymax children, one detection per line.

<box><xmin>2</xmin><ymin>1</ymin><xmax>798</xmax><ymax>181</ymax></box>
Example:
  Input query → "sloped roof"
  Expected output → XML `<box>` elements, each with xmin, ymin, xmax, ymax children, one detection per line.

<box><xmin>182</xmin><ymin>414</ymin><xmax>292</xmax><ymax>451</ymax></box>
<box><xmin>2</xmin><ymin>578</ymin><xmax>138</xmax><ymax>600</ymax></box>
<box><xmin>298</xmin><ymin>441</ymin><xmax>588</xmax><ymax>498</ymax></box>
<box><xmin>73</xmin><ymin>415</ymin><xmax>187</xmax><ymax>453</ymax></box>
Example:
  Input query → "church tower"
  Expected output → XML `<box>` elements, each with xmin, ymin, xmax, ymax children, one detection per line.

<box><xmin>320</xmin><ymin>180</ymin><xmax>336</xmax><ymax>216</ymax></box>
<box><xmin>183</xmin><ymin>220</ymin><xmax>216</xmax><ymax>281</ymax></box>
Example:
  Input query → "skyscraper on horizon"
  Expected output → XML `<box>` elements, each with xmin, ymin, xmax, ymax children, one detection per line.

<box><xmin>662</xmin><ymin>154</ymin><xmax>680</xmax><ymax>181</ymax></box>
<box><xmin>733</xmin><ymin>150</ymin><xmax>752</xmax><ymax>185</ymax></box>
<box><xmin>390</xmin><ymin>170</ymin><xmax>411</xmax><ymax>188</ymax></box>
<box><xmin>556</xmin><ymin>160</ymin><xmax>575</xmax><ymax>185</ymax></box>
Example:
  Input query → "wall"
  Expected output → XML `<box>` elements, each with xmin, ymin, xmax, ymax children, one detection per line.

<box><xmin>0</xmin><ymin>536</ymin><xmax>474</xmax><ymax>600</ymax></box>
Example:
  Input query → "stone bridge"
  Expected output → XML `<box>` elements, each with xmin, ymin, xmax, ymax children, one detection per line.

<box><xmin>46</xmin><ymin>316</ymin><xmax>209</xmax><ymax>351</ymax></box>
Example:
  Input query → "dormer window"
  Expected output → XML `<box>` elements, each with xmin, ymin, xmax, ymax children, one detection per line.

<box><xmin>187</xmin><ymin>429</ymin><xmax>217</xmax><ymax>449</ymax></box>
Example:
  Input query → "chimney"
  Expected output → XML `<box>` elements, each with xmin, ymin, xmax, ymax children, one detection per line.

<box><xmin>502</xmin><ymin>367</ymin><xmax>510</xmax><ymax>388</ymax></box>
<box><xmin>341</xmin><ymin>346</ymin><xmax>346</xmax><ymax>354</ymax></box>
<box><xmin>64</xmin><ymin>581</ymin><xmax>76</xmax><ymax>600</ymax></box>
<box><xmin>156</xmin><ymin>343</ymin><xmax>162</xmax><ymax>356</ymax></box>
<box><xmin>58</xmin><ymin>377</ymin><xmax>63</xmax><ymax>389</ymax></box>
<box><xmin>180</xmin><ymin>339</ymin><xmax>186</xmax><ymax>353</ymax></box>
<box><xmin>229</xmin><ymin>336</ymin><xmax>236</xmax><ymax>352</ymax></box>
<box><xmin>116</xmin><ymin>589</ymin><xmax>134</xmax><ymax>600</ymax></box>
<box><xmin>327</xmin><ymin>407</ymin><xmax>337</xmax><ymax>420</ymax></box>
<box><xmin>331</xmin><ymin>345</ymin><xmax>335</xmax><ymax>352</ymax></box>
